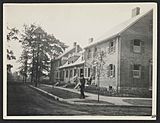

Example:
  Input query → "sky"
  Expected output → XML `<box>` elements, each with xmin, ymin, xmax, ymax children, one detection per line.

<box><xmin>3</xmin><ymin>3</ymin><xmax>155</xmax><ymax>72</ymax></box>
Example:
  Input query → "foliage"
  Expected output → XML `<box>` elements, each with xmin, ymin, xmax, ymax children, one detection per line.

<box><xmin>19</xmin><ymin>24</ymin><xmax>68</xmax><ymax>84</ymax></box>
<box><xmin>7</xmin><ymin>27</ymin><xmax>19</xmax><ymax>60</ymax></box>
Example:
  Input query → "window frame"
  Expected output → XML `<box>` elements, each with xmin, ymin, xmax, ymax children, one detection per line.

<box><xmin>108</xmin><ymin>39</ymin><xmax>116</xmax><ymax>54</ymax></box>
<box><xmin>133</xmin><ymin>39</ymin><xmax>142</xmax><ymax>53</ymax></box>
<box><xmin>66</xmin><ymin>70</ymin><xmax>68</xmax><ymax>78</ymax></box>
<box><xmin>133</xmin><ymin>64</ymin><xmax>141</xmax><ymax>78</ymax></box>
<box><xmin>108</xmin><ymin>64</ymin><xmax>115</xmax><ymax>78</ymax></box>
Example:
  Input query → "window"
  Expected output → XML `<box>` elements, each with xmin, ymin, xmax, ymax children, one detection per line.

<box><xmin>93</xmin><ymin>66</ymin><xmax>96</xmax><ymax>79</ymax></box>
<box><xmin>93</xmin><ymin>47</ymin><xmax>97</xmax><ymax>57</ymax></box>
<box><xmin>133</xmin><ymin>64</ymin><xmax>141</xmax><ymax>78</ymax></box>
<box><xmin>84</xmin><ymin>67</ymin><xmax>91</xmax><ymax>78</ymax></box>
<box><xmin>56</xmin><ymin>71</ymin><xmax>60</xmax><ymax>79</ymax></box>
<box><xmin>88</xmin><ymin>68</ymin><xmax>90</xmax><ymax>77</ymax></box>
<box><xmin>107</xmin><ymin>64</ymin><xmax>115</xmax><ymax>77</ymax></box>
<box><xmin>74</xmin><ymin>69</ymin><xmax>77</xmax><ymax>76</ymax></box>
<box><xmin>108</xmin><ymin>40</ymin><xmax>116</xmax><ymax>53</ymax></box>
<box><xmin>133</xmin><ymin>39</ymin><xmax>141</xmax><ymax>53</ymax></box>
<box><xmin>56</xmin><ymin>72</ymin><xmax>59</xmax><ymax>78</ymax></box>
<box><xmin>70</xmin><ymin>69</ymin><xmax>73</xmax><ymax>78</ymax></box>
<box><xmin>66</xmin><ymin>70</ymin><xmax>68</xmax><ymax>78</ymax></box>
<box><xmin>84</xmin><ymin>68</ymin><xmax>87</xmax><ymax>77</ymax></box>
<box><xmin>77</xmin><ymin>69</ymin><xmax>80</xmax><ymax>77</ymax></box>
<box><xmin>88</xmin><ymin>49</ymin><xmax>91</xmax><ymax>59</ymax></box>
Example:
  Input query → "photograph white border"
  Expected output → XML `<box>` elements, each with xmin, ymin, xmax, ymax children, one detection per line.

<box><xmin>3</xmin><ymin>2</ymin><xmax>157</xmax><ymax>120</ymax></box>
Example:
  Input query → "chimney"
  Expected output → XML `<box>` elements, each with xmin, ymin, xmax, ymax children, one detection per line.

<box><xmin>132</xmin><ymin>7</ymin><xmax>140</xmax><ymax>18</ymax></box>
<box><xmin>75</xmin><ymin>45</ymin><xmax>79</xmax><ymax>53</ymax></box>
<box><xmin>73</xmin><ymin>42</ymin><xmax>77</xmax><ymax>47</ymax></box>
<box><xmin>88</xmin><ymin>38</ymin><xmax>94</xmax><ymax>44</ymax></box>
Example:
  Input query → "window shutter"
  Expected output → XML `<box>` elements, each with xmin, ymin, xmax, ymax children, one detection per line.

<box><xmin>130</xmin><ymin>64</ymin><xmax>133</xmax><ymax>79</ymax></box>
<box><xmin>141</xmin><ymin>65</ymin><xmax>145</xmax><ymax>80</ymax></box>
<box><xmin>141</xmin><ymin>41</ymin><xmax>145</xmax><ymax>53</ymax></box>
<box><xmin>113</xmin><ymin>65</ymin><xmax>115</xmax><ymax>77</ymax></box>
<box><xmin>107</xmin><ymin>65</ymin><xmax>110</xmax><ymax>77</ymax></box>
<box><xmin>130</xmin><ymin>40</ymin><xmax>134</xmax><ymax>52</ymax></box>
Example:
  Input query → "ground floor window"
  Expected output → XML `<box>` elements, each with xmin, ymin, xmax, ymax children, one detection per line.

<box><xmin>84</xmin><ymin>67</ymin><xmax>91</xmax><ymax>78</ymax></box>
<box><xmin>56</xmin><ymin>71</ymin><xmax>59</xmax><ymax>79</ymax></box>
<box><xmin>92</xmin><ymin>66</ymin><xmax>96</xmax><ymax>79</ymax></box>
<box><xmin>133</xmin><ymin>64</ymin><xmax>141</xmax><ymax>78</ymax></box>
<box><xmin>74</xmin><ymin>69</ymin><xmax>77</xmax><ymax>76</ymax></box>
<box><xmin>88</xmin><ymin>68</ymin><xmax>90</xmax><ymax>77</ymax></box>
<box><xmin>70</xmin><ymin>69</ymin><xmax>73</xmax><ymax>78</ymax></box>
<box><xmin>80</xmin><ymin>68</ymin><xmax>84</xmax><ymax>77</ymax></box>
<box><xmin>84</xmin><ymin>67</ymin><xmax>87</xmax><ymax>78</ymax></box>
<box><xmin>107</xmin><ymin>64</ymin><xmax>115</xmax><ymax>77</ymax></box>
<box><xmin>66</xmin><ymin>70</ymin><xmax>68</xmax><ymax>78</ymax></box>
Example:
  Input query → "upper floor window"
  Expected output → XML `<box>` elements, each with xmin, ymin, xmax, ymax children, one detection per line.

<box><xmin>133</xmin><ymin>39</ymin><xmax>141</xmax><ymax>53</ymax></box>
<box><xmin>108</xmin><ymin>40</ymin><xmax>116</xmax><ymax>54</ymax></box>
<box><xmin>131</xmin><ymin>39</ymin><xmax>144</xmax><ymax>53</ymax></box>
<box><xmin>88</xmin><ymin>49</ymin><xmax>91</xmax><ymax>59</ymax></box>
<box><xmin>133</xmin><ymin>64</ymin><xmax>141</xmax><ymax>78</ymax></box>
<box><xmin>93</xmin><ymin>47</ymin><xmax>97</xmax><ymax>57</ymax></box>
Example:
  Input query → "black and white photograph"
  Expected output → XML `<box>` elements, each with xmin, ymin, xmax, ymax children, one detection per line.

<box><xmin>3</xmin><ymin>3</ymin><xmax>157</xmax><ymax>120</ymax></box>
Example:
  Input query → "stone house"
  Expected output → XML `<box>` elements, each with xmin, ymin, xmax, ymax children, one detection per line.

<box><xmin>84</xmin><ymin>7</ymin><xmax>153</xmax><ymax>93</ymax></box>
<box><xmin>51</xmin><ymin>42</ymin><xmax>83</xmax><ymax>83</ymax></box>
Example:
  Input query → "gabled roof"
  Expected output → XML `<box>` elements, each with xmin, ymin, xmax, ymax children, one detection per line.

<box><xmin>55</xmin><ymin>46</ymin><xmax>75</xmax><ymax>60</ymax></box>
<box><xmin>84</xmin><ymin>9</ymin><xmax>153</xmax><ymax>49</ymax></box>
<box><xmin>59</xmin><ymin>54</ymin><xmax>85</xmax><ymax>69</ymax></box>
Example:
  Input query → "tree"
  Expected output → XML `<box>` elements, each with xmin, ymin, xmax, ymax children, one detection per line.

<box><xmin>7</xmin><ymin>27</ymin><xmax>19</xmax><ymax>60</ymax></box>
<box><xmin>6</xmin><ymin>27</ymin><xmax>19</xmax><ymax>81</ymax></box>
<box><xmin>91</xmin><ymin>49</ymin><xmax>106</xmax><ymax>102</ymax></box>
<box><xmin>19</xmin><ymin>24</ymin><xmax>68</xmax><ymax>86</ymax></box>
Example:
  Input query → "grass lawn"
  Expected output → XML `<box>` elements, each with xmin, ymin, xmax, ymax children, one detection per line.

<box><xmin>38</xmin><ymin>84</ymin><xmax>80</xmax><ymax>99</ymax></box>
<box><xmin>7</xmin><ymin>82</ymin><xmax>152</xmax><ymax>116</ymax></box>
<box><xmin>123</xmin><ymin>99</ymin><xmax>152</xmax><ymax>106</ymax></box>
<box><xmin>74</xmin><ymin>99</ymin><xmax>114</xmax><ymax>105</ymax></box>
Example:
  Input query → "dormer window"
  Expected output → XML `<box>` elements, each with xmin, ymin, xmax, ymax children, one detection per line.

<box><xmin>88</xmin><ymin>49</ymin><xmax>91</xmax><ymax>59</ymax></box>
<box><xmin>93</xmin><ymin>47</ymin><xmax>97</xmax><ymax>57</ymax></box>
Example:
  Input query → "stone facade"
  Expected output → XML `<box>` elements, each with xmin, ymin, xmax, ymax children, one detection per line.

<box><xmin>51</xmin><ymin>42</ymin><xmax>83</xmax><ymax>83</ymax></box>
<box><xmin>84</xmin><ymin>9</ymin><xmax>153</xmax><ymax>92</ymax></box>
<box><xmin>119</xmin><ymin>10</ymin><xmax>153</xmax><ymax>91</ymax></box>
<box><xmin>51</xmin><ymin>8</ymin><xmax>153</xmax><ymax>95</ymax></box>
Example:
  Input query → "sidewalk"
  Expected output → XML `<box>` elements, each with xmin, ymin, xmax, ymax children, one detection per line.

<box><xmin>29</xmin><ymin>84</ymin><xmax>152</xmax><ymax>107</ymax></box>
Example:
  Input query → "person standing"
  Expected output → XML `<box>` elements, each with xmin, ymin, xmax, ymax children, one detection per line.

<box><xmin>79</xmin><ymin>75</ymin><xmax>85</xmax><ymax>99</ymax></box>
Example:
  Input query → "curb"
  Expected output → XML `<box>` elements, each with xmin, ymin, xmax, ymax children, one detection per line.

<box><xmin>28</xmin><ymin>85</ymin><xmax>151</xmax><ymax>108</ymax></box>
